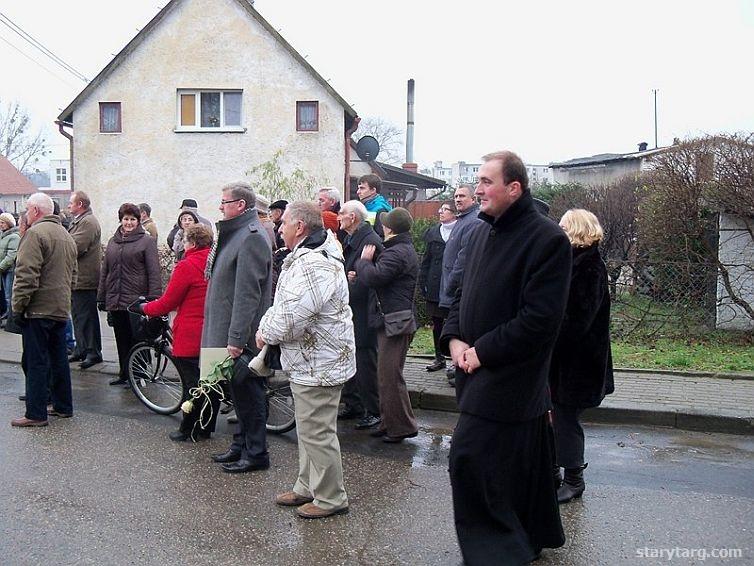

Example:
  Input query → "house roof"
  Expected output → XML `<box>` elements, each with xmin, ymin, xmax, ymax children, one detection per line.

<box><xmin>0</xmin><ymin>157</ymin><xmax>36</xmax><ymax>196</ymax></box>
<box><xmin>550</xmin><ymin>147</ymin><xmax>668</xmax><ymax>169</ymax></box>
<box><xmin>374</xmin><ymin>162</ymin><xmax>447</xmax><ymax>189</ymax></box>
<box><xmin>58</xmin><ymin>0</ymin><xmax>357</xmax><ymax>124</ymax></box>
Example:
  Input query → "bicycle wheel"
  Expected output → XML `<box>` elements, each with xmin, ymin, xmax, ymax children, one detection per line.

<box><xmin>127</xmin><ymin>343</ymin><xmax>186</xmax><ymax>415</ymax></box>
<box><xmin>265</xmin><ymin>373</ymin><xmax>295</xmax><ymax>434</ymax></box>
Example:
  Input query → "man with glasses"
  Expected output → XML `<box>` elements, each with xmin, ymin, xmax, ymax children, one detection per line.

<box><xmin>203</xmin><ymin>182</ymin><xmax>273</xmax><ymax>473</ymax></box>
<box><xmin>439</xmin><ymin>184</ymin><xmax>481</xmax><ymax>386</ymax></box>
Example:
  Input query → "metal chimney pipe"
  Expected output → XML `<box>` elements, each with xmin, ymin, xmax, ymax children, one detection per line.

<box><xmin>406</xmin><ymin>79</ymin><xmax>415</xmax><ymax>164</ymax></box>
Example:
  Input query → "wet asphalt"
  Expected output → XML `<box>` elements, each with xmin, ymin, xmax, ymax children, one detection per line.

<box><xmin>0</xmin><ymin>361</ymin><xmax>752</xmax><ymax>566</ymax></box>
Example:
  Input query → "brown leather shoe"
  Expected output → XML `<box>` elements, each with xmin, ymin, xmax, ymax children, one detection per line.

<box><xmin>275</xmin><ymin>491</ymin><xmax>314</xmax><ymax>507</ymax></box>
<box><xmin>11</xmin><ymin>417</ymin><xmax>48</xmax><ymax>427</ymax></box>
<box><xmin>296</xmin><ymin>502</ymin><xmax>349</xmax><ymax>519</ymax></box>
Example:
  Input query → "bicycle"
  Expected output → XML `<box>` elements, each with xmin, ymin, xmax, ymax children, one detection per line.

<box><xmin>124</xmin><ymin>302</ymin><xmax>296</xmax><ymax>434</ymax></box>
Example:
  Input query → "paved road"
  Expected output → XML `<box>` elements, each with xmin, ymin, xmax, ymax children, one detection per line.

<box><xmin>1</xmin><ymin>362</ymin><xmax>752</xmax><ymax>565</ymax></box>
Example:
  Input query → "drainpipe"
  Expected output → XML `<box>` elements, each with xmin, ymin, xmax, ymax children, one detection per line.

<box><xmin>55</xmin><ymin>120</ymin><xmax>74</xmax><ymax>191</ymax></box>
<box><xmin>344</xmin><ymin>115</ymin><xmax>360</xmax><ymax>202</ymax></box>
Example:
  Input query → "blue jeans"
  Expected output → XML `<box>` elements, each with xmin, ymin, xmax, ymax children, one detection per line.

<box><xmin>21</xmin><ymin>318</ymin><xmax>73</xmax><ymax>421</ymax></box>
<box><xmin>65</xmin><ymin>317</ymin><xmax>76</xmax><ymax>352</ymax></box>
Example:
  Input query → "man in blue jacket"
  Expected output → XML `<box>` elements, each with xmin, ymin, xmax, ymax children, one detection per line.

<box><xmin>357</xmin><ymin>174</ymin><xmax>392</xmax><ymax>238</ymax></box>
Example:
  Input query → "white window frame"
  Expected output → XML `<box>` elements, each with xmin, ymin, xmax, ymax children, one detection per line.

<box><xmin>175</xmin><ymin>89</ymin><xmax>245</xmax><ymax>133</ymax></box>
<box><xmin>56</xmin><ymin>168</ymin><xmax>67</xmax><ymax>182</ymax></box>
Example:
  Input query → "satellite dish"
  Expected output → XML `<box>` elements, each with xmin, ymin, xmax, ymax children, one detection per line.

<box><xmin>356</xmin><ymin>135</ymin><xmax>380</xmax><ymax>161</ymax></box>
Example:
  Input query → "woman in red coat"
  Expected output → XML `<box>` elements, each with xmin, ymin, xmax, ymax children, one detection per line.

<box><xmin>139</xmin><ymin>224</ymin><xmax>216</xmax><ymax>441</ymax></box>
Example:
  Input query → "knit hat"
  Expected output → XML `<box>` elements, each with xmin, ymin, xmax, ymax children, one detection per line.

<box><xmin>321</xmin><ymin>210</ymin><xmax>339</xmax><ymax>233</ymax></box>
<box><xmin>269</xmin><ymin>200</ymin><xmax>288</xmax><ymax>211</ymax></box>
<box><xmin>380</xmin><ymin>207</ymin><xmax>412</xmax><ymax>234</ymax></box>
<box><xmin>177</xmin><ymin>209</ymin><xmax>199</xmax><ymax>225</ymax></box>
<box><xmin>256</xmin><ymin>194</ymin><xmax>270</xmax><ymax>214</ymax></box>
<box><xmin>0</xmin><ymin>212</ymin><xmax>16</xmax><ymax>228</ymax></box>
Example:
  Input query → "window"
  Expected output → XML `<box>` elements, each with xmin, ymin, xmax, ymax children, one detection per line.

<box><xmin>296</xmin><ymin>101</ymin><xmax>319</xmax><ymax>131</ymax></box>
<box><xmin>99</xmin><ymin>102</ymin><xmax>121</xmax><ymax>133</ymax></box>
<box><xmin>56</xmin><ymin>168</ymin><xmax>67</xmax><ymax>182</ymax></box>
<box><xmin>177</xmin><ymin>90</ymin><xmax>243</xmax><ymax>131</ymax></box>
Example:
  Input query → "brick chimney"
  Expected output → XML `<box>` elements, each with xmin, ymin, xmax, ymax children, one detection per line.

<box><xmin>402</xmin><ymin>163</ymin><xmax>418</xmax><ymax>173</ymax></box>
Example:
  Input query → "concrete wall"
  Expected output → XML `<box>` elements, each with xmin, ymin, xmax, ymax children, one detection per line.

<box><xmin>552</xmin><ymin>159</ymin><xmax>640</xmax><ymax>186</ymax></box>
<box><xmin>72</xmin><ymin>0</ymin><xmax>346</xmax><ymax>237</ymax></box>
<box><xmin>716</xmin><ymin>212</ymin><xmax>754</xmax><ymax>330</ymax></box>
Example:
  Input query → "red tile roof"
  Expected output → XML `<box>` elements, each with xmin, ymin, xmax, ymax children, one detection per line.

<box><xmin>0</xmin><ymin>157</ymin><xmax>36</xmax><ymax>196</ymax></box>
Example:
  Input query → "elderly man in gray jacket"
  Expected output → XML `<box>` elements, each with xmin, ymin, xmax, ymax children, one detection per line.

<box><xmin>204</xmin><ymin>182</ymin><xmax>273</xmax><ymax>474</ymax></box>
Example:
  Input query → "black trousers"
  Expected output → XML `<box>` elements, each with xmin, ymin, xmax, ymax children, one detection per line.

<box><xmin>228</xmin><ymin>364</ymin><xmax>269</xmax><ymax>465</ymax></box>
<box><xmin>449</xmin><ymin>412</ymin><xmax>565</xmax><ymax>566</ymax></box>
<box><xmin>340</xmin><ymin>346</ymin><xmax>379</xmax><ymax>417</ymax></box>
<box><xmin>551</xmin><ymin>402</ymin><xmax>586</xmax><ymax>469</ymax></box>
<box><xmin>21</xmin><ymin>318</ymin><xmax>73</xmax><ymax>421</ymax></box>
<box><xmin>71</xmin><ymin>290</ymin><xmax>102</xmax><ymax>358</ymax></box>
<box><xmin>173</xmin><ymin>357</ymin><xmax>221</xmax><ymax>436</ymax></box>
<box><xmin>110</xmin><ymin>310</ymin><xmax>139</xmax><ymax>378</ymax></box>
<box><xmin>431</xmin><ymin>316</ymin><xmax>445</xmax><ymax>360</ymax></box>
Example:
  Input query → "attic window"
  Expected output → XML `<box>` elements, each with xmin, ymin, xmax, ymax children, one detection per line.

<box><xmin>296</xmin><ymin>101</ymin><xmax>319</xmax><ymax>132</ymax></box>
<box><xmin>176</xmin><ymin>90</ymin><xmax>243</xmax><ymax>132</ymax></box>
<box><xmin>99</xmin><ymin>102</ymin><xmax>121</xmax><ymax>133</ymax></box>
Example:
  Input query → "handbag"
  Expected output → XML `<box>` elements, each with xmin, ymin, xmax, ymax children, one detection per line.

<box><xmin>383</xmin><ymin>309</ymin><xmax>417</xmax><ymax>337</ymax></box>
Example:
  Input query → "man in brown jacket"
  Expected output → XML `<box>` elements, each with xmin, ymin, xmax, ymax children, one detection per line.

<box><xmin>11</xmin><ymin>193</ymin><xmax>78</xmax><ymax>427</ymax></box>
<box><xmin>139</xmin><ymin>203</ymin><xmax>158</xmax><ymax>239</ymax></box>
<box><xmin>67</xmin><ymin>191</ymin><xmax>103</xmax><ymax>369</ymax></box>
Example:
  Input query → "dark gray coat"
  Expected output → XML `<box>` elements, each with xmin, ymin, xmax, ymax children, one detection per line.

<box><xmin>98</xmin><ymin>225</ymin><xmax>161</xmax><ymax>310</ymax></box>
<box><xmin>439</xmin><ymin>203</ymin><xmax>482</xmax><ymax>308</ymax></box>
<box><xmin>201</xmin><ymin>209</ymin><xmax>272</xmax><ymax>350</ymax></box>
<box><xmin>419</xmin><ymin>223</ymin><xmax>445</xmax><ymax>303</ymax></box>
<box><xmin>356</xmin><ymin>232</ymin><xmax>418</xmax><ymax>327</ymax></box>
<box><xmin>343</xmin><ymin>221</ymin><xmax>383</xmax><ymax>347</ymax></box>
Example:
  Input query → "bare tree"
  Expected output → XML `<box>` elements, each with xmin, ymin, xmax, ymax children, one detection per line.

<box><xmin>641</xmin><ymin>133</ymin><xmax>754</xmax><ymax>327</ymax></box>
<box><xmin>0</xmin><ymin>99</ymin><xmax>48</xmax><ymax>172</ymax></box>
<box><xmin>355</xmin><ymin>116</ymin><xmax>405</xmax><ymax>165</ymax></box>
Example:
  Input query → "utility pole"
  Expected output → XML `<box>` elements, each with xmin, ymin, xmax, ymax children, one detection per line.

<box><xmin>652</xmin><ymin>89</ymin><xmax>658</xmax><ymax>148</ymax></box>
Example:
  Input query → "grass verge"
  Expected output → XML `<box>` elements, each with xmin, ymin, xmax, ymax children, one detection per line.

<box><xmin>408</xmin><ymin>327</ymin><xmax>754</xmax><ymax>373</ymax></box>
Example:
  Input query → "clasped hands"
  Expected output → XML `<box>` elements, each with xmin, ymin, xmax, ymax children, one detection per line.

<box><xmin>449</xmin><ymin>339</ymin><xmax>481</xmax><ymax>374</ymax></box>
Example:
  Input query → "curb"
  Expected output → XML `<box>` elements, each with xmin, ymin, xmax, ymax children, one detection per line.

<box><xmin>407</xmin><ymin>387</ymin><xmax>754</xmax><ymax>436</ymax></box>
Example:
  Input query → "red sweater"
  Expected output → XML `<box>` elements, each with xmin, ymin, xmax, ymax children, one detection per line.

<box><xmin>143</xmin><ymin>247</ymin><xmax>209</xmax><ymax>358</ymax></box>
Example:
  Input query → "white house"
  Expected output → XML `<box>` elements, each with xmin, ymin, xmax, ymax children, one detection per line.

<box><xmin>57</xmin><ymin>0</ymin><xmax>358</xmax><ymax>237</ymax></box>
<box><xmin>423</xmin><ymin>159</ymin><xmax>552</xmax><ymax>189</ymax></box>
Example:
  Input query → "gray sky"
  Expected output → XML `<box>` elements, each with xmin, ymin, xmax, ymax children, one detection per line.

<box><xmin>1</xmin><ymin>0</ymin><xmax>752</xmax><ymax>167</ymax></box>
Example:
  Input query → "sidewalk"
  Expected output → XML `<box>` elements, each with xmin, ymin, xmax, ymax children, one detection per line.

<box><xmin>2</xmin><ymin>314</ymin><xmax>752</xmax><ymax>434</ymax></box>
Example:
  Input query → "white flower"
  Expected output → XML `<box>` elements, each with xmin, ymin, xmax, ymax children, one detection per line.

<box><xmin>181</xmin><ymin>400</ymin><xmax>194</xmax><ymax>414</ymax></box>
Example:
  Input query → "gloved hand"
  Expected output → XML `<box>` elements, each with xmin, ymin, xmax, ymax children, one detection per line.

<box><xmin>9</xmin><ymin>311</ymin><xmax>26</xmax><ymax>328</ymax></box>
<box><xmin>97</xmin><ymin>301</ymin><xmax>106</xmax><ymax>312</ymax></box>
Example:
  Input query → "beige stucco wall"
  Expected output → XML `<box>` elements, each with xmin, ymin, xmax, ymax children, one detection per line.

<box><xmin>71</xmin><ymin>0</ymin><xmax>346</xmax><ymax>237</ymax></box>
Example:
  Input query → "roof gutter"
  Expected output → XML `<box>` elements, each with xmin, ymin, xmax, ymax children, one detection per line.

<box><xmin>55</xmin><ymin>120</ymin><xmax>74</xmax><ymax>190</ymax></box>
<box><xmin>344</xmin><ymin>114</ymin><xmax>360</xmax><ymax>201</ymax></box>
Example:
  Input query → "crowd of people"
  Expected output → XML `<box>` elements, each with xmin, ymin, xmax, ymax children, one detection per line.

<box><xmin>4</xmin><ymin>151</ymin><xmax>614</xmax><ymax>564</ymax></box>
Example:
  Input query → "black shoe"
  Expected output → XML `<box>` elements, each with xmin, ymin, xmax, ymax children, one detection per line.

<box><xmin>68</xmin><ymin>353</ymin><xmax>86</xmax><ymax>363</ymax></box>
<box><xmin>211</xmin><ymin>449</ymin><xmax>242</xmax><ymax>464</ymax></box>
<box><xmin>337</xmin><ymin>407</ymin><xmax>361</xmax><ymax>420</ymax></box>
<box><xmin>425</xmin><ymin>359</ymin><xmax>446</xmax><ymax>372</ymax></box>
<box><xmin>221</xmin><ymin>459</ymin><xmax>270</xmax><ymax>474</ymax></box>
<box><xmin>169</xmin><ymin>430</ymin><xmax>191</xmax><ymax>442</ymax></box>
<box><xmin>18</xmin><ymin>395</ymin><xmax>26</xmax><ymax>401</ymax></box>
<box><xmin>109</xmin><ymin>377</ymin><xmax>128</xmax><ymax>386</ymax></box>
<box><xmin>383</xmin><ymin>431</ymin><xmax>418</xmax><ymax>443</ymax></box>
<box><xmin>80</xmin><ymin>355</ymin><xmax>103</xmax><ymax>369</ymax></box>
<box><xmin>355</xmin><ymin>414</ymin><xmax>381</xmax><ymax>430</ymax></box>
<box><xmin>558</xmin><ymin>464</ymin><xmax>587</xmax><ymax>504</ymax></box>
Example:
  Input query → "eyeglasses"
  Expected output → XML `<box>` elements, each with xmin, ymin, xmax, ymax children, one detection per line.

<box><xmin>438</xmin><ymin>207</ymin><xmax>453</xmax><ymax>213</ymax></box>
<box><xmin>220</xmin><ymin>198</ymin><xmax>243</xmax><ymax>205</ymax></box>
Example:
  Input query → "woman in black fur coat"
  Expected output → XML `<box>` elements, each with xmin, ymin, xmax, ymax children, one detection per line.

<box><xmin>549</xmin><ymin>209</ymin><xmax>614</xmax><ymax>503</ymax></box>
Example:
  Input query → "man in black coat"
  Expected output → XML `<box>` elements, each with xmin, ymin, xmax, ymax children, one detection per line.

<box><xmin>441</xmin><ymin>151</ymin><xmax>571</xmax><ymax>565</ymax></box>
<box><xmin>337</xmin><ymin>200</ymin><xmax>383</xmax><ymax>429</ymax></box>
